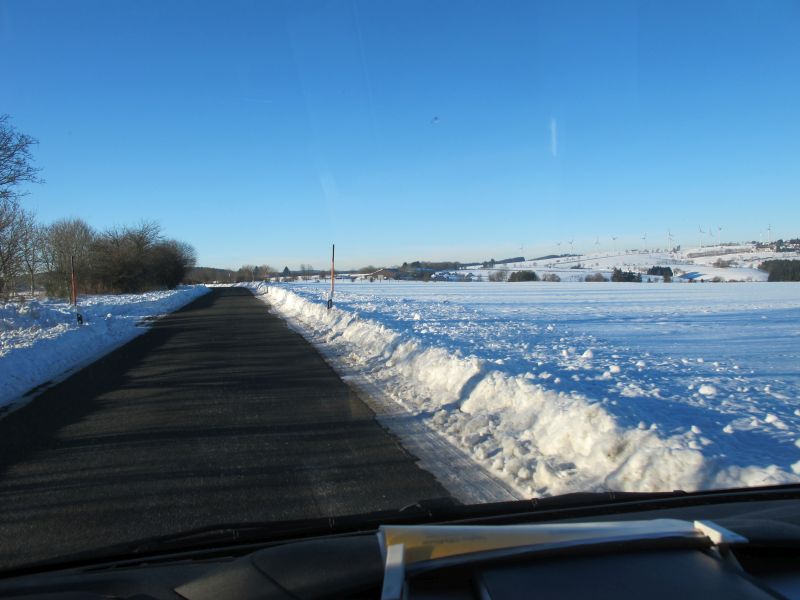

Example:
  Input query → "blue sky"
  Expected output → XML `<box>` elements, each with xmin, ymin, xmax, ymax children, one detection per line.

<box><xmin>2</xmin><ymin>0</ymin><xmax>799</xmax><ymax>269</ymax></box>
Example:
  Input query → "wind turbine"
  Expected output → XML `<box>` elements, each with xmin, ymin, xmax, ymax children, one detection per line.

<box><xmin>611</xmin><ymin>236</ymin><xmax>618</xmax><ymax>253</ymax></box>
<box><xmin>595</xmin><ymin>237</ymin><xmax>601</xmax><ymax>254</ymax></box>
<box><xmin>767</xmin><ymin>224</ymin><xmax>772</xmax><ymax>245</ymax></box>
<box><xmin>641</xmin><ymin>233</ymin><xmax>647</xmax><ymax>252</ymax></box>
<box><xmin>568</xmin><ymin>239</ymin><xmax>575</xmax><ymax>256</ymax></box>
<box><xmin>667</xmin><ymin>230</ymin><xmax>674</xmax><ymax>253</ymax></box>
<box><xmin>699</xmin><ymin>226</ymin><xmax>705</xmax><ymax>249</ymax></box>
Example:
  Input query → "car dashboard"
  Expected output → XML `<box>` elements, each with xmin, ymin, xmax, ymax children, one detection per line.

<box><xmin>1</xmin><ymin>495</ymin><xmax>799</xmax><ymax>599</ymax></box>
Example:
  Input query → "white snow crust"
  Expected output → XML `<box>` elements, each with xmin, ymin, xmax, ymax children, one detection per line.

<box><xmin>1</xmin><ymin>286</ymin><xmax>209</xmax><ymax>411</ymax></box>
<box><xmin>253</xmin><ymin>281</ymin><xmax>800</xmax><ymax>500</ymax></box>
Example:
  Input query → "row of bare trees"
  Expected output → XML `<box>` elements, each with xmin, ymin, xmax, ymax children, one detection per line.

<box><xmin>0</xmin><ymin>114</ymin><xmax>42</xmax><ymax>297</ymax></box>
<box><xmin>235</xmin><ymin>264</ymin><xmax>275</xmax><ymax>282</ymax></box>
<box><xmin>2</xmin><ymin>213</ymin><xmax>197</xmax><ymax>299</ymax></box>
<box><xmin>230</xmin><ymin>264</ymin><xmax>324</xmax><ymax>282</ymax></box>
<box><xmin>1</xmin><ymin>114</ymin><xmax>196</xmax><ymax>299</ymax></box>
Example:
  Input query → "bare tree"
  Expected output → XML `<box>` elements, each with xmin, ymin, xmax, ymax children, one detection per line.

<box><xmin>0</xmin><ymin>116</ymin><xmax>42</xmax><ymax>297</ymax></box>
<box><xmin>18</xmin><ymin>209</ymin><xmax>43</xmax><ymax>296</ymax></box>
<box><xmin>258</xmin><ymin>264</ymin><xmax>274</xmax><ymax>280</ymax></box>
<box><xmin>42</xmin><ymin>218</ymin><xmax>95</xmax><ymax>297</ymax></box>
<box><xmin>90</xmin><ymin>222</ymin><xmax>193</xmax><ymax>293</ymax></box>
<box><xmin>0</xmin><ymin>199</ymin><xmax>24</xmax><ymax>297</ymax></box>
<box><xmin>237</xmin><ymin>265</ymin><xmax>256</xmax><ymax>282</ymax></box>
<box><xmin>298</xmin><ymin>264</ymin><xmax>314</xmax><ymax>280</ymax></box>
<box><xmin>147</xmin><ymin>239</ymin><xmax>196</xmax><ymax>289</ymax></box>
<box><xmin>125</xmin><ymin>221</ymin><xmax>162</xmax><ymax>254</ymax></box>
<box><xmin>0</xmin><ymin>115</ymin><xmax>41</xmax><ymax>203</ymax></box>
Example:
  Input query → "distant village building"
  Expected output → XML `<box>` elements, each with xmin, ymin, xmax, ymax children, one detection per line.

<box><xmin>432</xmin><ymin>271</ymin><xmax>477</xmax><ymax>282</ymax></box>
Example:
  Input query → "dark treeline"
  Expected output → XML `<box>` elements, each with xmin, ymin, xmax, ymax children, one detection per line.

<box><xmin>508</xmin><ymin>270</ymin><xmax>539</xmax><ymax>282</ymax></box>
<box><xmin>186</xmin><ymin>266</ymin><xmax>236</xmax><ymax>284</ymax></box>
<box><xmin>647</xmin><ymin>266</ymin><xmax>673</xmax><ymax>282</ymax></box>
<box><xmin>481</xmin><ymin>256</ymin><xmax>525</xmax><ymax>268</ymax></box>
<box><xmin>2</xmin><ymin>212</ymin><xmax>196</xmax><ymax>299</ymax></box>
<box><xmin>759</xmin><ymin>260</ymin><xmax>800</xmax><ymax>282</ymax></box>
<box><xmin>235</xmin><ymin>264</ymin><xmax>277</xmax><ymax>282</ymax></box>
<box><xmin>385</xmin><ymin>261</ymin><xmax>462</xmax><ymax>281</ymax></box>
<box><xmin>41</xmin><ymin>219</ymin><xmax>197</xmax><ymax>297</ymax></box>
<box><xmin>611</xmin><ymin>268</ymin><xmax>642</xmax><ymax>282</ymax></box>
<box><xmin>401</xmin><ymin>260</ymin><xmax>461</xmax><ymax>272</ymax></box>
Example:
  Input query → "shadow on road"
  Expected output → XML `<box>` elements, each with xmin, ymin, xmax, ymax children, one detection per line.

<box><xmin>0</xmin><ymin>287</ymin><xmax>448</xmax><ymax>569</ymax></box>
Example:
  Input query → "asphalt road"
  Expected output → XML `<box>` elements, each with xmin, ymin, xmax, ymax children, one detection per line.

<box><xmin>0</xmin><ymin>287</ymin><xmax>448</xmax><ymax>570</ymax></box>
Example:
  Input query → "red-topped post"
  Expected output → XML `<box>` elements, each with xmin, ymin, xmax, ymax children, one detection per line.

<box><xmin>328</xmin><ymin>244</ymin><xmax>335</xmax><ymax>310</ymax></box>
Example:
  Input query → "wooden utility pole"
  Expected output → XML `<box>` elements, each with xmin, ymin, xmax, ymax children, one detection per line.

<box><xmin>328</xmin><ymin>244</ymin><xmax>335</xmax><ymax>310</ymax></box>
<box><xmin>70</xmin><ymin>255</ymin><xmax>77</xmax><ymax>306</ymax></box>
<box><xmin>71</xmin><ymin>255</ymin><xmax>83</xmax><ymax>325</ymax></box>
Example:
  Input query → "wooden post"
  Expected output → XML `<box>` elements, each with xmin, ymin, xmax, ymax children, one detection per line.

<box><xmin>70</xmin><ymin>255</ymin><xmax>77</xmax><ymax>306</ymax></box>
<box><xmin>71</xmin><ymin>255</ymin><xmax>83</xmax><ymax>324</ymax></box>
<box><xmin>328</xmin><ymin>244</ymin><xmax>335</xmax><ymax>309</ymax></box>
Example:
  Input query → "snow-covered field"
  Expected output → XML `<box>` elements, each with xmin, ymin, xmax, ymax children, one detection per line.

<box><xmin>460</xmin><ymin>246</ymin><xmax>799</xmax><ymax>283</ymax></box>
<box><xmin>255</xmin><ymin>280</ymin><xmax>800</xmax><ymax>500</ymax></box>
<box><xmin>0</xmin><ymin>286</ymin><xmax>209</xmax><ymax>412</ymax></box>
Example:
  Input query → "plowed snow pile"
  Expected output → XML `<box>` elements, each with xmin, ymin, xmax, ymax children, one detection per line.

<box><xmin>254</xmin><ymin>281</ymin><xmax>800</xmax><ymax>498</ymax></box>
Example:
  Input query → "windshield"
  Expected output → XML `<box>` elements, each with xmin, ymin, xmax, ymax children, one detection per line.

<box><xmin>1</xmin><ymin>0</ymin><xmax>799</xmax><ymax>571</ymax></box>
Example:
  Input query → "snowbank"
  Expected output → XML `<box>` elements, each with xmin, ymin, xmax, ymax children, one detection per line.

<box><xmin>253</xmin><ymin>281</ymin><xmax>800</xmax><ymax>499</ymax></box>
<box><xmin>0</xmin><ymin>286</ymin><xmax>209</xmax><ymax>411</ymax></box>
